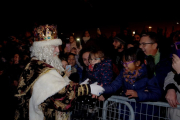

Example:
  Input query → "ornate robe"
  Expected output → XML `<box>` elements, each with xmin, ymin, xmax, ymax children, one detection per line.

<box><xmin>14</xmin><ymin>58</ymin><xmax>90</xmax><ymax>120</ymax></box>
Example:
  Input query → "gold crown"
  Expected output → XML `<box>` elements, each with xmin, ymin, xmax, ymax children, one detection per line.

<box><xmin>34</xmin><ymin>24</ymin><xmax>58</xmax><ymax>41</ymax></box>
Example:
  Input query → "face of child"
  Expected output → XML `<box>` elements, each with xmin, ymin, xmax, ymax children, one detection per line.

<box><xmin>61</xmin><ymin>60</ymin><xmax>68</xmax><ymax>69</ymax></box>
<box><xmin>14</xmin><ymin>54</ymin><xmax>20</xmax><ymax>64</ymax></box>
<box><xmin>68</xmin><ymin>55</ymin><xmax>76</xmax><ymax>67</ymax></box>
<box><xmin>122</xmin><ymin>56</ymin><xmax>136</xmax><ymax>73</ymax></box>
<box><xmin>89</xmin><ymin>54</ymin><xmax>101</xmax><ymax>67</ymax></box>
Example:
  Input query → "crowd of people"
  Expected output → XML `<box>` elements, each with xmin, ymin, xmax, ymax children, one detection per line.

<box><xmin>1</xmin><ymin>23</ymin><xmax>180</xmax><ymax>120</ymax></box>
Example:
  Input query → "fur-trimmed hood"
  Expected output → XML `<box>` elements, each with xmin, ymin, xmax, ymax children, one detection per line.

<box><xmin>31</xmin><ymin>39</ymin><xmax>62</xmax><ymax>49</ymax></box>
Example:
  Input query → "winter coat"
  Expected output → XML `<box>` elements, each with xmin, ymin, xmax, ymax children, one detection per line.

<box><xmin>72</xmin><ymin>64</ymin><xmax>83</xmax><ymax>83</ymax></box>
<box><xmin>103</xmin><ymin>64</ymin><xmax>161</xmax><ymax>102</ymax></box>
<box><xmin>103</xmin><ymin>64</ymin><xmax>162</xmax><ymax>120</ymax></box>
<box><xmin>155</xmin><ymin>53</ymin><xmax>172</xmax><ymax>101</ymax></box>
<box><xmin>86</xmin><ymin>59</ymin><xmax>113</xmax><ymax>86</ymax></box>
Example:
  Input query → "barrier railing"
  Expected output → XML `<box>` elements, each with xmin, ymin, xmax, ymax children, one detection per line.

<box><xmin>71</xmin><ymin>95</ymin><xmax>180</xmax><ymax>120</ymax></box>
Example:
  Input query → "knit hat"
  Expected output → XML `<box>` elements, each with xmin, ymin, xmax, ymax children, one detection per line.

<box><xmin>113</xmin><ymin>37</ymin><xmax>125</xmax><ymax>45</ymax></box>
<box><xmin>32</xmin><ymin>24</ymin><xmax>62</xmax><ymax>48</ymax></box>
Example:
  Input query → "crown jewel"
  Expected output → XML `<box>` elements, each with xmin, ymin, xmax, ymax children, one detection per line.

<box><xmin>34</xmin><ymin>24</ymin><xmax>58</xmax><ymax>41</ymax></box>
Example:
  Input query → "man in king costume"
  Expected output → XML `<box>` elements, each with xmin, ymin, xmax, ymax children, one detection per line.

<box><xmin>14</xmin><ymin>24</ymin><xmax>104</xmax><ymax>120</ymax></box>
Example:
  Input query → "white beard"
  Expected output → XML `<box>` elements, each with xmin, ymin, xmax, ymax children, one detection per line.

<box><xmin>30</xmin><ymin>45</ymin><xmax>64</xmax><ymax>72</ymax></box>
<box><xmin>46</xmin><ymin>55</ymin><xmax>64</xmax><ymax>72</ymax></box>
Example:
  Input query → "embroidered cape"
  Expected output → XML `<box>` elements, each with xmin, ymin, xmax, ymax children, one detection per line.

<box><xmin>14</xmin><ymin>58</ymin><xmax>90</xmax><ymax>120</ymax></box>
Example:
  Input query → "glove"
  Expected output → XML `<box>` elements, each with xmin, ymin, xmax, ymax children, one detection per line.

<box><xmin>80</xmin><ymin>78</ymin><xmax>89</xmax><ymax>85</ymax></box>
<box><xmin>90</xmin><ymin>83</ymin><xmax>105</xmax><ymax>96</ymax></box>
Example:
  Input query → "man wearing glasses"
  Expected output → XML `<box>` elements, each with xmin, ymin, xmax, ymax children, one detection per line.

<box><xmin>139</xmin><ymin>32</ymin><xmax>172</xmax><ymax>101</ymax></box>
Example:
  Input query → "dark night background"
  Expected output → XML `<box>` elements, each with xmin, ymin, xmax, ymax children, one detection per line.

<box><xmin>1</xmin><ymin>1</ymin><xmax>180</xmax><ymax>119</ymax></box>
<box><xmin>2</xmin><ymin>0</ymin><xmax>180</xmax><ymax>37</ymax></box>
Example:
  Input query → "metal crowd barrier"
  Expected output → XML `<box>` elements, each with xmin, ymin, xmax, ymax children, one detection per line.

<box><xmin>71</xmin><ymin>95</ymin><xmax>180</xmax><ymax>120</ymax></box>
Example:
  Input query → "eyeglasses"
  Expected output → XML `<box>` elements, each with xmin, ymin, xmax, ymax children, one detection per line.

<box><xmin>139</xmin><ymin>42</ymin><xmax>155</xmax><ymax>46</ymax></box>
<box><xmin>121</xmin><ymin>60</ymin><xmax>135</xmax><ymax>66</ymax></box>
<box><xmin>89</xmin><ymin>58</ymin><xmax>100</xmax><ymax>61</ymax></box>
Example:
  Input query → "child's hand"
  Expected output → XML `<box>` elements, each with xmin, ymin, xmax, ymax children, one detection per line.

<box><xmin>98</xmin><ymin>95</ymin><xmax>105</xmax><ymax>101</ymax></box>
<box><xmin>125</xmin><ymin>90</ymin><xmax>138</xmax><ymax>98</ymax></box>
<box><xmin>92</xmin><ymin>94</ymin><xmax>98</xmax><ymax>99</ymax></box>
<box><xmin>65</xmin><ymin>69</ymin><xmax>71</xmax><ymax>77</ymax></box>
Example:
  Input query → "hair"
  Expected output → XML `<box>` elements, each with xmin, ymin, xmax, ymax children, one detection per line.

<box><xmin>173</xmin><ymin>31</ymin><xmax>180</xmax><ymax>42</ymax></box>
<box><xmin>126</xmin><ymin>40</ymin><xmax>139</xmax><ymax>49</ymax></box>
<box><xmin>67</xmin><ymin>53</ymin><xmax>76</xmax><ymax>58</ymax></box>
<box><xmin>89</xmin><ymin>49</ymin><xmax>105</xmax><ymax>61</ymax></box>
<box><xmin>60</xmin><ymin>56</ymin><xmax>67</xmax><ymax>61</ymax></box>
<box><xmin>78</xmin><ymin>47</ymin><xmax>94</xmax><ymax>66</ymax></box>
<box><xmin>133</xmin><ymin>33</ymin><xmax>141</xmax><ymax>39</ymax></box>
<box><xmin>123</xmin><ymin>47</ymin><xmax>155</xmax><ymax>79</ymax></box>
<box><xmin>141</xmin><ymin>32</ymin><xmax>159</xmax><ymax>48</ymax></box>
<box><xmin>83</xmin><ymin>30</ymin><xmax>90</xmax><ymax>37</ymax></box>
<box><xmin>69</xmin><ymin>35</ymin><xmax>75</xmax><ymax>39</ymax></box>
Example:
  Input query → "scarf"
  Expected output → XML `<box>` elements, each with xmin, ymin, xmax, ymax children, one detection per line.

<box><xmin>153</xmin><ymin>49</ymin><xmax>160</xmax><ymax>65</ymax></box>
<box><xmin>123</xmin><ymin>64</ymin><xmax>146</xmax><ymax>84</ymax></box>
<box><xmin>82</xmin><ymin>37</ymin><xmax>90</xmax><ymax>43</ymax></box>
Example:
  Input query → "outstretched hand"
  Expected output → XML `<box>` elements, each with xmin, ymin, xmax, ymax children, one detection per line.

<box><xmin>91</xmin><ymin>83</ymin><xmax>104</xmax><ymax>98</ymax></box>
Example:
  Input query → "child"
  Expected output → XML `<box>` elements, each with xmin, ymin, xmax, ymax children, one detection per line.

<box><xmin>83</xmin><ymin>49</ymin><xmax>113</xmax><ymax>101</ymax></box>
<box><xmin>81</xmin><ymin>49</ymin><xmax>113</xmax><ymax>118</ymax></box>
<box><xmin>101</xmin><ymin>47</ymin><xmax>162</xmax><ymax>120</ymax></box>
<box><xmin>86</xmin><ymin>49</ymin><xmax>113</xmax><ymax>86</ymax></box>
<box><xmin>67</xmin><ymin>53</ymin><xmax>82</xmax><ymax>83</ymax></box>
<box><xmin>61</xmin><ymin>57</ymin><xmax>80</xmax><ymax>83</ymax></box>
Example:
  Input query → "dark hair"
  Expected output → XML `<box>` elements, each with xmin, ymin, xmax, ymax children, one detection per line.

<box><xmin>141</xmin><ymin>32</ymin><xmax>159</xmax><ymax>48</ymax></box>
<box><xmin>123</xmin><ymin>47</ymin><xmax>155</xmax><ymax>79</ymax></box>
<box><xmin>67</xmin><ymin>53</ymin><xmax>76</xmax><ymax>58</ymax></box>
<box><xmin>69</xmin><ymin>35</ymin><xmax>75</xmax><ymax>39</ymax></box>
<box><xmin>83</xmin><ymin>30</ymin><xmax>90</xmax><ymax>37</ymax></box>
<box><xmin>78</xmin><ymin>47</ymin><xmax>94</xmax><ymax>66</ymax></box>
<box><xmin>133</xmin><ymin>33</ymin><xmax>141</xmax><ymax>39</ymax></box>
<box><xmin>173</xmin><ymin>31</ymin><xmax>180</xmax><ymax>42</ymax></box>
<box><xmin>60</xmin><ymin>56</ymin><xmax>67</xmax><ymax>61</ymax></box>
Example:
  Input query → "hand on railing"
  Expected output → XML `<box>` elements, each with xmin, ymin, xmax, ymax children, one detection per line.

<box><xmin>98</xmin><ymin>95</ymin><xmax>105</xmax><ymax>101</ymax></box>
<box><xmin>165</xmin><ymin>89</ymin><xmax>180</xmax><ymax>108</ymax></box>
<box><xmin>125</xmin><ymin>90</ymin><xmax>138</xmax><ymax>98</ymax></box>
